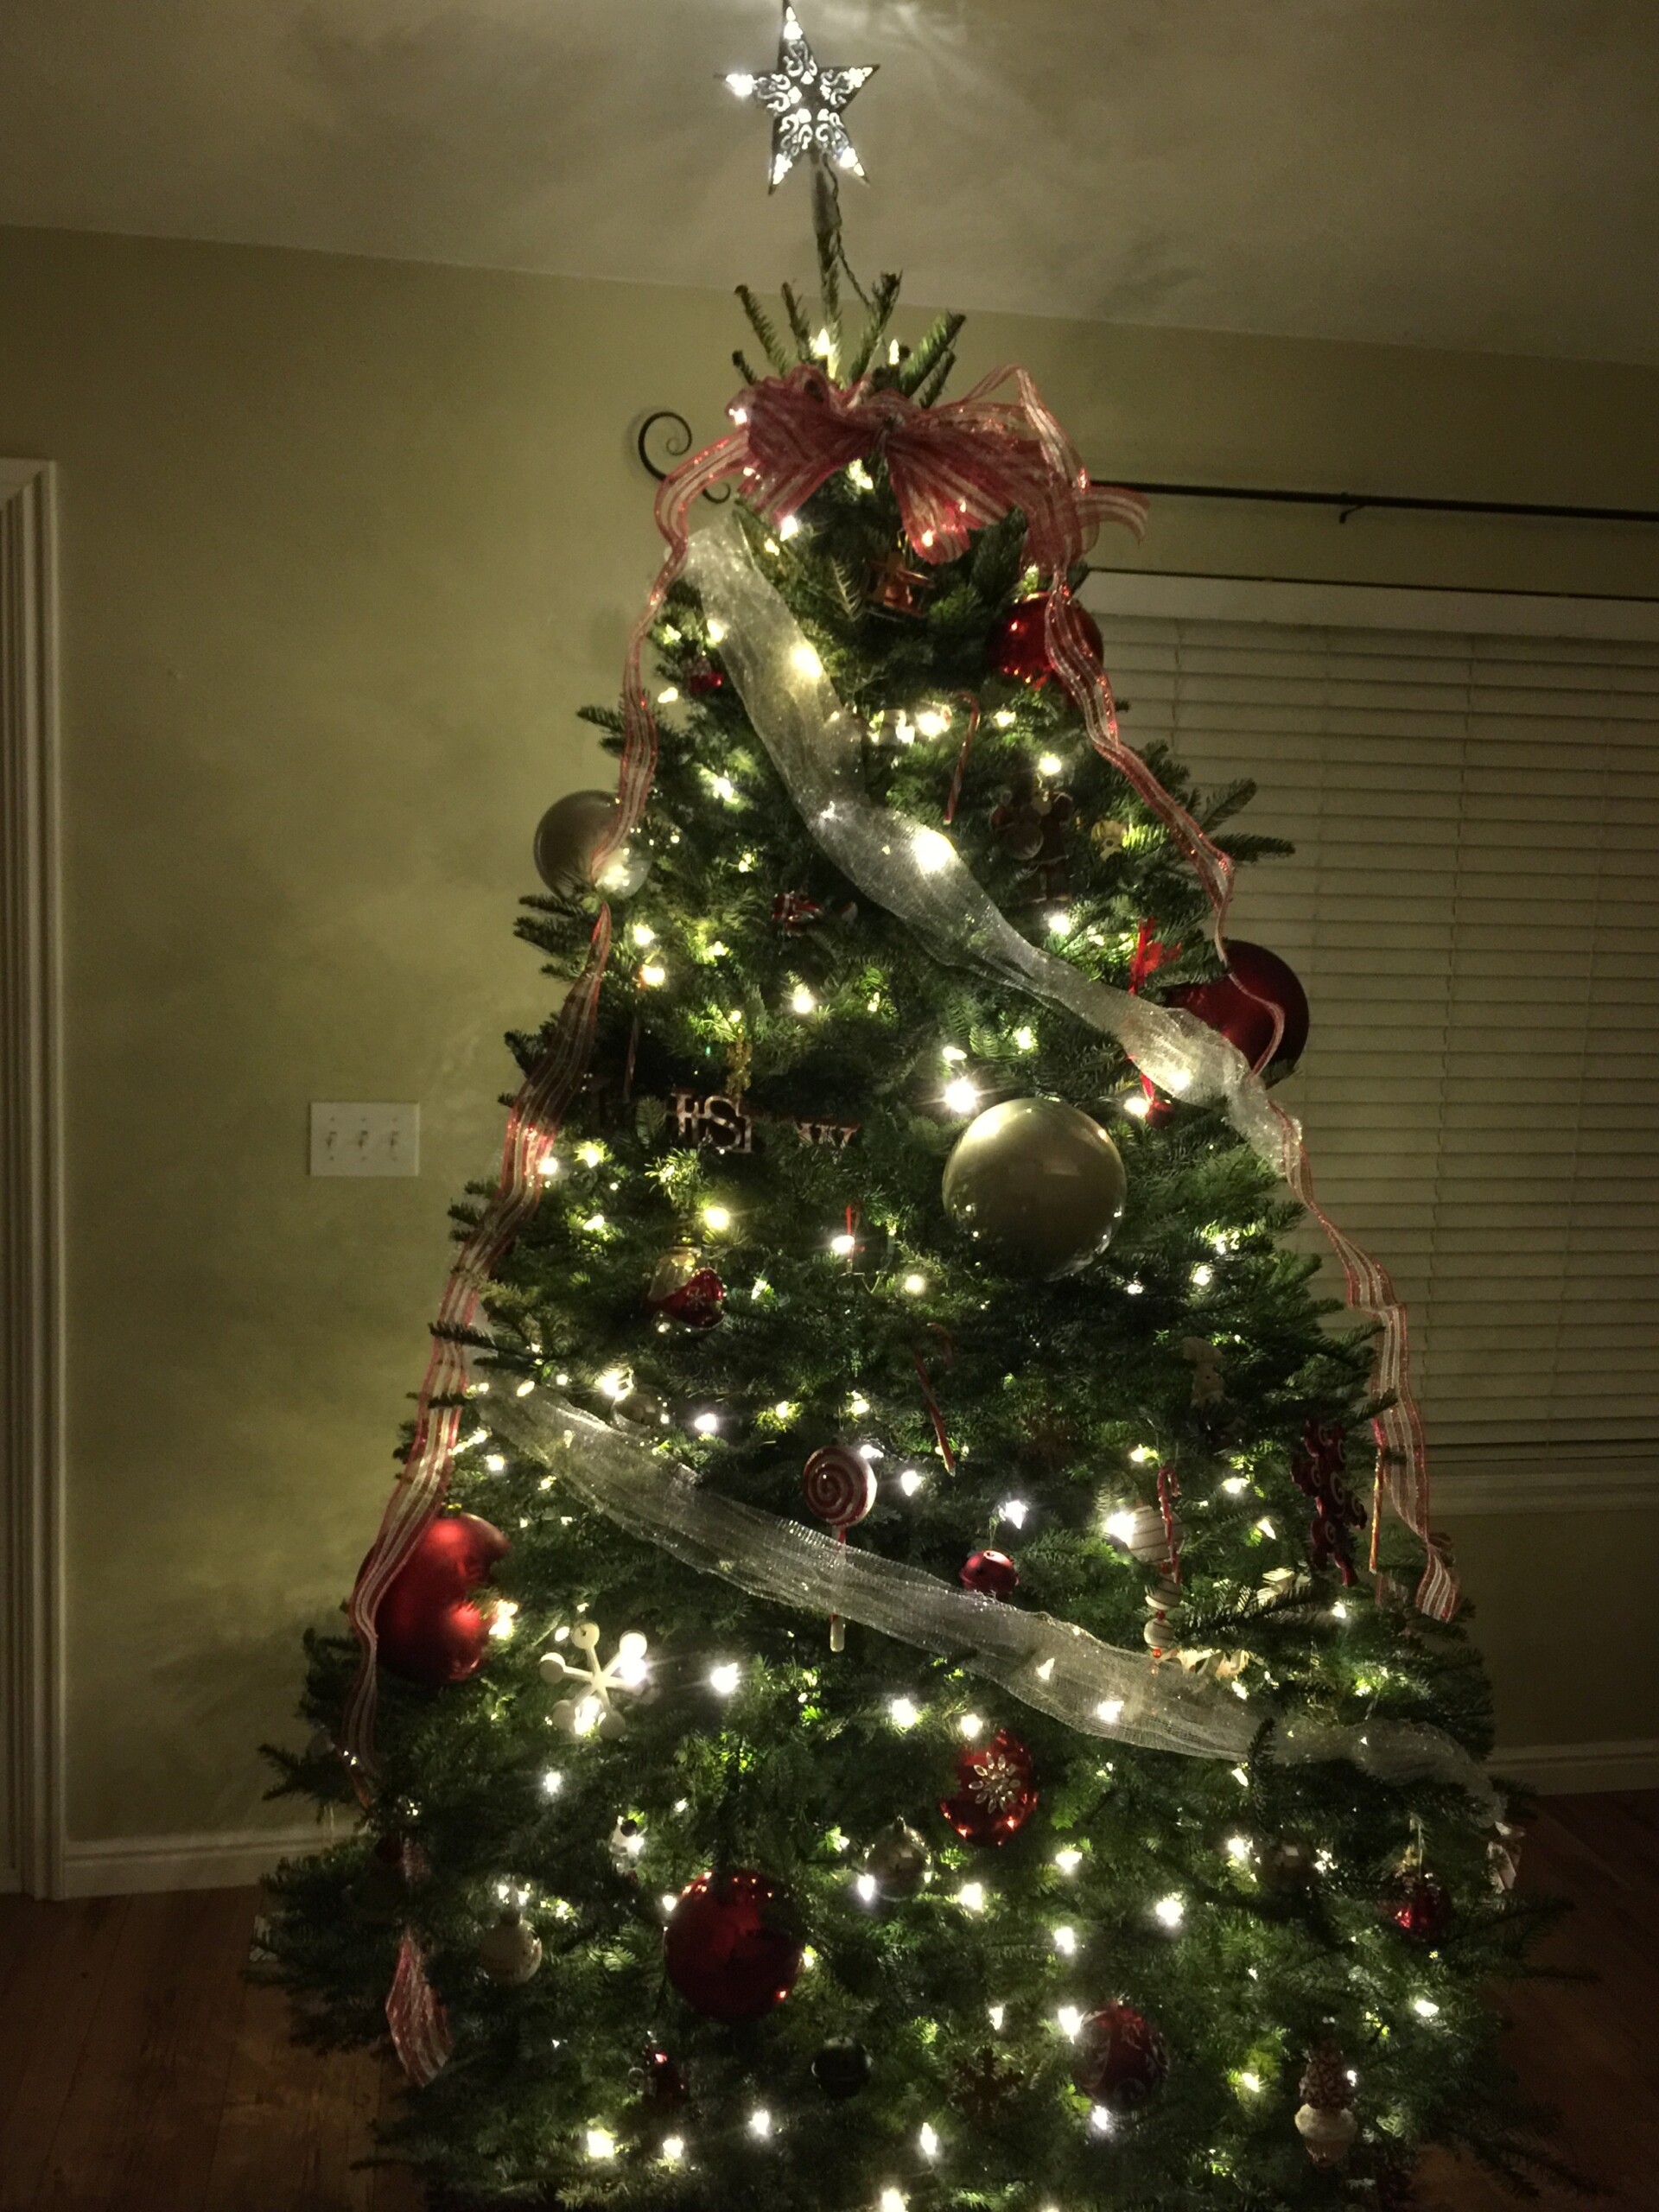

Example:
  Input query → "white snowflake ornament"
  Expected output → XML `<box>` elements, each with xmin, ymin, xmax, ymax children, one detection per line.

<box><xmin>540</xmin><ymin>1622</ymin><xmax>650</xmax><ymax>1738</ymax></box>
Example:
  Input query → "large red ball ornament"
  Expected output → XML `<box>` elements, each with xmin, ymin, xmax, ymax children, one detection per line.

<box><xmin>1167</xmin><ymin>940</ymin><xmax>1310</xmax><ymax>1075</ymax></box>
<box><xmin>664</xmin><ymin>1870</ymin><xmax>804</xmax><ymax>2023</ymax></box>
<box><xmin>940</xmin><ymin>1728</ymin><xmax>1039</xmax><ymax>1846</ymax></box>
<box><xmin>960</xmin><ymin>1549</ymin><xmax>1020</xmax><ymax>1600</ymax></box>
<box><xmin>1072</xmin><ymin>2004</ymin><xmax>1171</xmax><ymax>2108</ymax></box>
<box><xmin>986</xmin><ymin>599</ymin><xmax>1104</xmax><ymax>690</ymax></box>
<box><xmin>373</xmin><ymin>1513</ymin><xmax>510</xmax><ymax>1687</ymax></box>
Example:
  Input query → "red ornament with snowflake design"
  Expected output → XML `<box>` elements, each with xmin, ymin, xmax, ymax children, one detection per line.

<box><xmin>940</xmin><ymin>1728</ymin><xmax>1038</xmax><ymax>1845</ymax></box>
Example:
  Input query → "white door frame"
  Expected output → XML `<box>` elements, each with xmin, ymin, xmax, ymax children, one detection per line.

<box><xmin>1</xmin><ymin>459</ymin><xmax>66</xmax><ymax>1898</ymax></box>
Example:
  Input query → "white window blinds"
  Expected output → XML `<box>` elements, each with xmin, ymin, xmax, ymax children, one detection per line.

<box><xmin>1085</xmin><ymin>582</ymin><xmax>1659</xmax><ymax>1486</ymax></box>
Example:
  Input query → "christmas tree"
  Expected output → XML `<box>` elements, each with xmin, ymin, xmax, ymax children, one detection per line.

<box><xmin>264</xmin><ymin>17</ymin><xmax>1568</xmax><ymax>2208</ymax></box>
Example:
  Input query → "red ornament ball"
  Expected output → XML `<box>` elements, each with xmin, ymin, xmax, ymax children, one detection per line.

<box><xmin>1167</xmin><ymin>940</ymin><xmax>1310</xmax><ymax>1075</ymax></box>
<box><xmin>960</xmin><ymin>1548</ymin><xmax>1020</xmax><ymax>1600</ymax></box>
<box><xmin>940</xmin><ymin>1728</ymin><xmax>1039</xmax><ymax>1846</ymax></box>
<box><xmin>373</xmin><ymin>1512</ymin><xmax>509</xmax><ymax>1687</ymax></box>
<box><xmin>1385</xmin><ymin>1871</ymin><xmax>1452</xmax><ymax>1943</ymax></box>
<box><xmin>1071</xmin><ymin>2003</ymin><xmax>1171</xmax><ymax>2109</ymax></box>
<box><xmin>646</xmin><ymin>1245</ymin><xmax>726</xmax><ymax>1331</ymax></box>
<box><xmin>986</xmin><ymin>598</ymin><xmax>1104</xmax><ymax>690</ymax></box>
<box><xmin>664</xmin><ymin>1869</ymin><xmax>804</xmax><ymax>2023</ymax></box>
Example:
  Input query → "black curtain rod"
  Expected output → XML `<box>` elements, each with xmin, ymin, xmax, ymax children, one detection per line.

<box><xmin>1109</xmin><ymin>479</ymin><xmax>1659</xmax><ymax>527</ymax></box>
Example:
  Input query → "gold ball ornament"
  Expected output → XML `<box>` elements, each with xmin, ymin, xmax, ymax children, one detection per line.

<box><xmin>941</xmin><ymin>1097</ymin><xmax>1127</xmax><ymax>1277</ymax></box>
<box><xmin>863</xmin><ymin>1820</ymin><xmax>930</xmax><ymax>1899</ymax></box>
<box><xmin>532</xmin><ymin>789</ymin><xmax>650</xmax><ymax>899</ymax></box>
<box><xmin>479</xmin><ymin>1906</ymin><xmax>543</xmax><ymax>1986</ymax></box>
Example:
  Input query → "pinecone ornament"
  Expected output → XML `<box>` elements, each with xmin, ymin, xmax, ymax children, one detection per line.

<box><xmin>1294</xmin><ymin>2039</ymin><xmax>1357</xmax><ymax>2168</ymax></box>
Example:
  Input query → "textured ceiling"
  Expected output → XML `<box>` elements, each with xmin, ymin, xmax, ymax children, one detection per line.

<box><xmin>5</xmin><ymin>0</ymin><xmax>1659</xmax><ymax>363</ymax></box>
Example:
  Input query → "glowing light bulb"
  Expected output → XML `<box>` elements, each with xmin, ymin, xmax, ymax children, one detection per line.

<box><xmin>657</xmin><ymin>685</ymin><xmax>679</xmax><ymax>704</ymax></box>
<box><xmin>1125</xmin><ymin>1278</ymin><xmax>1145</xmax><ymax>1295</ymax></box>
<box><xmin>773</xmin><ymin>1400</ymin><xmax>795</xmax><ymax>1420</ymax></box>
<box><xmin>1054</xmin><ymin>1848</ymin><xmax>1082</xmax><ymax>1875</ymax></box>
<box><xmin>899</xmin><ymin>1469</ymin><xmax>925</xmax><ymax>1497</ymax></box>
<box><xmin>586</xmin><ymin>2129</ymin><xmax>616</xmax><ymax>2160</ymax></box>
<box><xmin>849</xmin><ymin>1394</ymin><xmax>870</xmax><ymax>1415</ymax></box>
<box><xmin>1255</xmin><ymin>1516</ymin><xmax>1278</xmax><ymax>1540</ymax></box>
<box><xmin>790</xmin><ymin>640</ymin><xmax>822</xmax><ymax>677</ymax></box>
<box><xmin>791</xmin><ymin>983</ymin><xmax>817</xmax><ymax>1015</ymax></box>
<box><xmin>724</xmin><ymin>72</ymin><xmax>756</xmax><ymax>97</ymax></box>
<box><xmin>661</xmin><ymin>2136</ymin><xmax>685</xmax><ymax>2164</ymax></box>
<box><xmin>988</xmin><ymin>2004</ymin><xmax>1006</xmax><ymax>2030</ymax></box>
<box><xmin>1191</xmin><ymin>1262</ymin><xmax>1214</xmax><ymax>1288</ymax></box>
<box><xmin>1089</xmin><ymin>2106</ymin><xmax>1115</xmax><ymax>2136</ymax></box>
<box><xmin>880</xmin><ymin>2191</ymin><xmax>907</xmax><ymax>2212</ymax></box>
<box><xmin>1226</xmin><ymin>1834</ymin><xmax>1253</xmax><ymax>1862</ymax></box>
<box><xmin>992</xmin><ymin>709</ymin><xmax>1016</xmax><ymax>728</ymax></box>
<box><xmin>1222</xmin><ymin>1475</ymin><xmax>1249</xmax><ymax>1495</ymax></box>
<box><xmin>912</xmin><ymin>825</ymin><xmax>955</xmax><ymax>874</ymax></box>
<box><xmin>541</xmin><ymin>1769</ymin><xmax>563</xmax><ymax>1796</ymax></box>
<box><xmin>830</xmin><ymin>1231</ymin><xmax>857</xmax><ymax>1256</ymax></box>
<box><xmin>1095</xmin><ymin>1698</ymin><xmax>1124</xmax><ymax>1725</ymax></box>
<box><xmin>1104</xmin><ymin>1510</ymin><xmax>1139</xmax><ymax>1546</ymax></box>
<box><xmin>639</xmin><ymin>961</ymin><xmax>667</xmax><ymax>988</ymax></box>
<box><xmin>1038</xmin><ymin>753</ymin><xmax>1064</xmax><ymax>777</ymax></box>
<box><xmin>888</xmin><ymin>1697</ymin><xmax>919</xmax><ymax>1730</ymax></box>
<box><xmin>1413</xmin><ymin>1997</ymin><xmax>1440</xmax><ymax>2019</ymax></box>
<box><xmin>748</xmin><ymin>2107</ymin><xmax>772</xmax><ymax>2139</ymax></box>
<box><xmin>1154</xmin><ymin>1893</ymin><xmax>1185</xmax><ymax>1929</ymax></box>
<box><xmin>1128</xmin><ymin>1446</ymin><xmax>1156</xmax><ymax>1465</ymax></box>
<box><xmin>902</xmin><ymin>1272</ymin><xmax>927</xmax><ymax>1296</ymax></box>
<box><xmin>958</xmin><ymin>1713</ymin><xmax>984</xmax><ymax>1740</ymax></box>
<box><xmin>1056</xmin><ymin>2005</ymin><xmax>1084</xmax><ymax>2038</ymax></box>
<box><xmin>702</xmin><ymin>1203</ymin><xmax>732</xmax><ymax>1233</ymax></box>
<box><xmin>1122</xmin><ymin>1091</ymin><xmax>1152</xmax><ymax>1120</ymax></box>
<box><xmin>537</xmin><ymin>1154</ymin><xmax>562</xmax><ymax>1179</ymax></box>
<box><xmin>709</xmin><ymin>1662</ymin><xmax>741</xmax><ymax>1696</ymax></box>
<box><xmin>944</xmin><ymin>1077</ymin><xmax>980</xmax><ymax>1115</ymax></box>
<box><xmin>918</xmin><ymin>2123</ymin><xmax>939</xmax><ymax>2160</ymax></box>
<box><xmin>956</xmin><ymin>1881</ymin><xmax>986</xmax><ymax>1913</ymax></box>
<box><xmin>1047</xmin><ymin>909</ymin><xmax>1072</xmax><ymax>936</ymax></box>
<box><xmin>692</xmin><ymin>1411</ymin><xmax>720</xmax><ymax>1436</ymax></box>
<box><xmin>855</xmin><ymin>1872</ymin><xmax>878</xmax><ymax>1903</ymax></box>
<box><xmin>779</xmin><ymin>514</ymin><xmax>802</xmax><ymax>541</ymax></box>
<box><xmin>997</xmin><ymin>1497</ymin><xmax>1028</xmax><ymax>1529</ymax></box>
<box><xmin>914</xmin><ymin>709</ymin><xmax>949</xmax><ymax>740</ymax></box>
<box><xmin>1238</xmin><ymin>2069</ymin><xmax>1262</xmax><ymax>2093</ymax></box>
<box><xmin>706</xmin><ymin>617</ymin><xmax>728</xmax><ymax>645</ymax></box>
<box><xmin>709</xmin><ymin>774</ymin><xmax>736</xmax><ymax>802</ymax></box>
<box><xmin>1013</xmin><ymin>1026</ymin><xmax>1035</xmax><ymax>1051</ymax></box>
<box><xmin>1052</xmin><ymin>1925</ymin><xmax>1077</xmax><ymax>1955</ymax></box>
<box><xmin>597</xmin><ymin>1369</ymin><xmax>629</xmax><ymax>1399</ymax></box>
<box><xmin>488</xmin><ymin>1602</ymin><xmax>518</xmax><ymax>1642</ymax></box>
<box><xmin>484</xmin><ymin>1452</ymin><xmax>505</xmax><ymax>1473</ymax></box>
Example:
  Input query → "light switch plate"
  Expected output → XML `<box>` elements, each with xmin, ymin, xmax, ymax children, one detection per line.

<box><xmin>310</xmin><ymin>1102</ymin><xmax>421</xmax><ymax>1177</ymax></box>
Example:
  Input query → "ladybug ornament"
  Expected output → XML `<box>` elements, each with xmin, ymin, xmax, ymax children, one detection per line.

<box><xmin>646</xmin><ymin>1244</ymin><xmax>726</xmax><ymax>1331</ymax></box>
<box><xmin>664</xmin><ymin>1869</ymin><xmax>804</xmax><ymax>2023</ymax></box>
<box><xmin>372</xmin><ymin>1513</ymin><xmax>510</xmax><ymax>1687</ymax></box>
<box><xmin>940</xmin><ymin>1728</ymin><xmax>1038</xmax><ymax>1845</ymax></box>
<box><xmin>987</xmin><ymin>598</ymin><xmax>1104</xmax><ymax>690</ymax></box>
<box><xmin>1071</xmin><ymin>2003</ymin><xmax>1170</xmax><ymax>2109</ymax></box>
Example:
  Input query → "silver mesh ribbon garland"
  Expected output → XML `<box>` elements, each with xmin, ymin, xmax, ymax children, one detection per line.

<box><xmin>490</xmin><ymin>1393</ymin><xmax>1497</xmax><ymax>1816</ymax></box>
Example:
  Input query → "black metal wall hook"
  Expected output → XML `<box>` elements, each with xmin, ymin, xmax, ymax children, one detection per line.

<box><xmin>635</xmin><ymin>411</ymin><xmax>731</xmax><ymax>502</ymax></box>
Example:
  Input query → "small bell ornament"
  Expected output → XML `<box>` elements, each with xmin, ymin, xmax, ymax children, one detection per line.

<box><xmin>960</xmin><ymin>1548</ymin><xmax>1020</xmax><ymax>1600</ymax></box>
<box><xmin>1294</xmin><ymin>2040</ymin><xmax>1357</xmax><ymax>2167</ymax></box>
<box><xmin>478</xmin><ymin>1906</ymin><xmax>543</xmax><ymax>1986</ymax></box>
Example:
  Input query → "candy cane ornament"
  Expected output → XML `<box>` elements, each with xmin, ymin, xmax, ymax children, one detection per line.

<box><xmin>801</xmin><ymin>1445</ymin><xmax>878</xmax><ymax>1651</ymax></box>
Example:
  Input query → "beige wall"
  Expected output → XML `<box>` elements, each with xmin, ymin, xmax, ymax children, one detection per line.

<box><xmin>2</xmin><ymin>225</ymin><xmax>1653</xmax><ymax>1845</ymax></box>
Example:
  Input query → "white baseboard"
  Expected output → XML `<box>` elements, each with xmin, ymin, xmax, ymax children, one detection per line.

<box><xmin>60</xmin><ymin>1823</ymin><xmax>334</xmax><ymax>1898</ymax></box>
<box><xmin>1491</xmin><ymin>1738</ymin><xmax>1659</xmax><ymax>1795</ymax></box>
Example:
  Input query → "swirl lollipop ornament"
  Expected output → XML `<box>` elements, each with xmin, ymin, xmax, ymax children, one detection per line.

<box><xmin>801</xmin><ymin>1445</ymin><xmax>878</xmax><ymax>1651</ymax></box>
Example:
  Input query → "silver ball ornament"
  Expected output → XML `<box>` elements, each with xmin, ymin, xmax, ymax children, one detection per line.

<box><xmin>479</xmin><ymin>1906</ymin><xmax>543</xmax><ymax>1986</ymax></box>
<box><xmin>941</xmin><ymin>1097</ymin><xmax>1127</xmax><ymax>1277</ymax></box>
<box><xmin>532</xmin><ymin>789</ymin><xmax>650</xmax><ymax>899</ymax></box>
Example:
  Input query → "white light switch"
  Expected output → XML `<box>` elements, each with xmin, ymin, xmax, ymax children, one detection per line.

<box><xmin>310</xmin><ymin>1102</ymin><xmax>421</xmax><ymax>1177</ymax></box>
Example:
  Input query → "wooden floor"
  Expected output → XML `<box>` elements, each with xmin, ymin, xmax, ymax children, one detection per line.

<box><xmin>0</xmin><ymin>1793</ymin><xmax>1653</xmax><ymax>2210</ymax></box>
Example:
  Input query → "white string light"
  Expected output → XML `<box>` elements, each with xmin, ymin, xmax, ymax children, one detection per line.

<box><xmin>709</xmin><ymin>1661</ymin><xmax>742</xmax><ymax>1696</ymax></box>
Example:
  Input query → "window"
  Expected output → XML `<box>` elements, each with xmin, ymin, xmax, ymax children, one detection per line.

<box><xmin>1086</xmin><ymin>575</ymin><xmax>1659</xmax><ymax>1502</ymax></box>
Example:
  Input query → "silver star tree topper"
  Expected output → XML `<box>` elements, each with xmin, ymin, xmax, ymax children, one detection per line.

<box><xmin>724</xmin><ymin>4</ymin><xmax>876</xmax><ymax>190</ymax></box>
